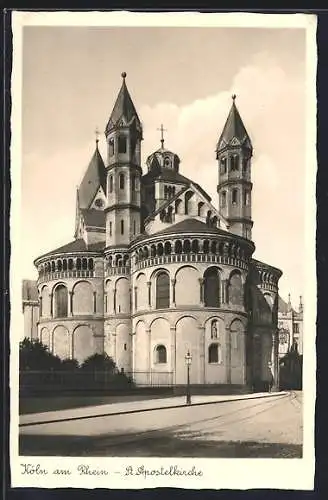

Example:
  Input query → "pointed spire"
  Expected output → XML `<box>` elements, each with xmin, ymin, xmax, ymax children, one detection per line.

<box><xmin>95</xmin><ymin>127</ymin><xmax>100</xmax><ymax>148</ymax></box>
<box><xmin>287</xmin><ymin>293</ymin><xmax>292</xmax><ymax>312</ymax></box>
<box><xmin>78</xmin><ymin>147</ymin><xmax>106</xmax><ymax>210</ymax></box>
<box><xmin>105</xmin><ymin>72</ymin><xmax>141</xmax><ymax>135</ymax></box>
<box><xmin>299</xmin><ymin>295</ymin><xmax>303</xmax><ymax>313</ymax></box>
<box><xmin>216</xmin><ymin>95</ymin><xmax>252</xmax><ymax>152</ymax></box>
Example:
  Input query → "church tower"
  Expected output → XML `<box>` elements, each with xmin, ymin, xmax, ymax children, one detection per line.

<box><xmin>216</xmin><ymin>95</ymin><xmax>253</xmax><ymax>240</ymax></box>
<box><xmin>104</xmin><ymin>72</ymin><xmax>143</xmax><ymax>247</ymax></box>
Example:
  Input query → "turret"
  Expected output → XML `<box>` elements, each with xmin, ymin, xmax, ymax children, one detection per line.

<box><xmin>216</xmin><ymin>95</ymin><xmax>253</xmax><ymax>240</ymax></box>
<box><xmin>104</xmin><ymin>72</ymin><xmax>143</xmax><ymax>247</ymax></box>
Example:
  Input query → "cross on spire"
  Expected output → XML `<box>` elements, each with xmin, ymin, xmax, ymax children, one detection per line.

<box><xmin>95</xmin><ymin>127</ymin><xmax>100</xmax><ymax>146</ymax></box>
<box><xmin>157</xmin><ymin>124</ymin><xmax>167</xmax><ymax>148</ymax></box>
<box><xmin>232</xmin><ymin>94</ymin><xmax>237</xmax><ymax>102</ymax></box>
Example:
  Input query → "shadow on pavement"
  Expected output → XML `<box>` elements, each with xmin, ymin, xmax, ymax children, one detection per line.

<box><xmin>19</xmin><ymin>429</ymin><xmax>302</xmax><ymax>458</ymax></box>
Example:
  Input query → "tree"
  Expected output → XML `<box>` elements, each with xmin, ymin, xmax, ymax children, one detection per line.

<box><xmin>19</xmin><ymin>337</ymin><xmax>61</xmax><ymax>371</ymax></box>
<box><xmin>80</xmin><ymin>353</ymin><xmax>116</xmax><ymax>373</ymax></box>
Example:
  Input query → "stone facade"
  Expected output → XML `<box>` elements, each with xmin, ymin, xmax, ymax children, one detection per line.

<box><xmin>22</xmin><ymin>73</ymin><xmax>286</xmax><ymax>389</ymax></box>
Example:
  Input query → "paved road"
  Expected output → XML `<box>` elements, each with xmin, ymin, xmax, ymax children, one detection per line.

<box><xmin>19</xmin><ymin>392</ymin><xmax>302</xmax><ymax>458</ymax></box>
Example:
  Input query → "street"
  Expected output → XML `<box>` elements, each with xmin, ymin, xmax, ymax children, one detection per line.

<box><xmin>19</xmin><ymin>392</ymin><xmax>302</xmax><ymax>458</ymax></box>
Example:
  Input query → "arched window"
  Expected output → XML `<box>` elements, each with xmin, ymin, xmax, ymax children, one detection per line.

<box><xmin>121</xmin><ymin>220</ymin><xmax>124</xmax><ymax>235</ymax></box>
<box><xmin>244</xmin><ymin>190</ymin><xmax>250</xmax><ymax>206</ymax></box>
<box><xmin>211</xmin><ymin>319</ymin><xmax>218</xmax><ymax>339</ymax></box>
<box><xmin>57</xmin><ymin>260</ymin><xmax>62</xmax><ymax>271</ymax></box>
<box><xmin>156</xmin><ymin>272</ymin><xmax>170</xmax><ymax>309</ymax></box>
<box><xmin>198</xmin><ymin>202</ymin><xmax>204</xmax><ymax>217</ymax></box>
<box><xmin>221</xmin><ymin>191</ymin><xmax>227</xmax><ymax>208</ymax></box>
<box><xmin>230</xmin><ymin>155</ymin><xmax>239</xmax><ymax>171</ymax></box>
<box><xmin>109</xmin><ymin>175</ymin><xmax>113</xmax><ymax>193</ymax></box>
<box><xmin>118</xmin><ymin>135</ymin><xmax>127</xmax><ymax>154</ymax></box>
<box><xmin>203</xmin><ymin>240</ymin><xmax>209</xmax><ymax>254</ymax></box>
<box><xmin>54</xmin><ymin>284</ymin><xmax>68</xmax><ymax>318</ymax></box>
<box><xmin>208</xmin><ymin>343</ymin><xmax>220</xmax><ymax>364</ymax></box>
<box><xmin>164</xmin><ymin>241</ymin><xmax>172</xmax><ymax>255</ymax></box>
<box><xmin>220</xmin><ymin>157</ymin><xmax>227</xmax><ymax>174</ymax></box>
<box><xmin>88</xmin><ymin>258</ymin><xmax>94</xmax><ymax>271</ymax></box>
<box><xmin>183</xmin><ymin>240</ymin><xmax>191</xmax><ymax>253</ymax></box>
<box><xmin>191</xmin><ymin>240</ymin><xmax>199</xmax><ymax>253</ymax></box>
<box><xmin>108</xmin><ymin>138</ymin><xmax>114</xmax><ymax>157</ymax></box>
<box><xmin>157</xmin><ymin>243</ymin><xmax>164</xmax><ymax>256</ymax></box>
<box><xmin>119</xmin><ymin>173</ymin><xmax>125</xmax><ymax>190</ymax></box>
<box><xmin>204</xmin><ymin>267</ymin><xmax>221</xmax><ymax>307</ymax></box>
<box><xmin>51</xmin><ymin>261</ymin><xmax>55</xmax><ymax>272</ymax></box>
<box><xmin>82</xmin><ymin>258</ymin><xmax>88</xmax><ymax>270</ymax></box>
<box><xmin>109</xmin><ymin>221</ymin><xmax>112</xmax><ymax>236</ymax></box>
<box><xmin>62</xmin><ymin>259</ymin><xmax>67</xmax><ymax>271</ymax></box>
<box><xmin>232</xmin><ymin>189</ymin><xmax>238</xmax><ymax>204</ymax></box>
<box><xmin>155</xmin><ymin>345</ymin><xmax>167</xmax><ymax>364</ymax></box>
<box><xmin>68</xmin><ymin>258</ymin><xmax>73</xmax><ymax>270</ymax></box>
<box><xmin>76</xmin><ymin>258</ymin><xmax>82</xmax><ymax>270</ymax></box>
<box><xmin>175</xmin><ymin>240</ymin><xmax>182</xmax><ymax>254</ymax></box>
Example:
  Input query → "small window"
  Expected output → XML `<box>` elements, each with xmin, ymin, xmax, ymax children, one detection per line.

<box><xmin>131</xmin><ymin>175</ymin><xmax>136</xmax><ymax>192</ymax></box>
<box><xmin>155</xmin><ymin>345</ymin><xmax>167</xmax><ymax>364</ymax></box>
<box><xmin>108</xmin><ymin>138</ymin><xmax>115</xmax><ymax>157</ymax></box>
<box><xmin>133</xmin><ymin>220</ymin><xmax>136</xmax><ymax>235</ymax></box>
<box><xmin>208</xmin><ymin>343</ymin><xmax>219</xmax><ymax>364</ymax></box>
<box><xmin>221</xmin><ymin>191</ymin><xmax>227</xmax><ymax>208</ymax></box>
<box><xmin>293</xmin><ymin>323</ymin><xmax>300</xmax><ymax>334</ymax></box>
<box><xmin>220</xmin><ymin>157</ymin><xmax>227</xmax><ymax>174</ymax></box>
<box><xmin>230</xmin><ymin>155</ymin><xmax>239</xmax><ymax>171</ymax></box>
<box><xmin>232</xmin><ymin>189</ymin><xmax>238</xmax><ymax>204</ymax></box>
<box><xmin>124</xmin><ymin>343</ymin><xmax>127</xmax><ymax>351</ymax></box>
<box><xmin>121</xmin><ymin>220</ymin><xmax>124</xmax><ymax>235</ymax></box>
<box><xmin>109</xmin><ymin>221</ymin><xmax>112</xmax><ymax>236</ymax></box>
<box><xmin>109</xmin><ymin>175</ymin><xmax>113</xmax><ymax>193</ymax></box>
<box><xmin>118</xmin><ymin>135</ymin><xmax>127</xmax><ymax>154</ymax></box>
<box><xmin>119</xmin><ymin>173</ymin><xmax>125</xmax><ymax>190</ymax></box>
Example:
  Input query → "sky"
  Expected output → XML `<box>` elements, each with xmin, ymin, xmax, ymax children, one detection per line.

<box><xmin>21</xmin><ymin>25</ymin><xmax>308</xmax><ymax>307</ymax></box>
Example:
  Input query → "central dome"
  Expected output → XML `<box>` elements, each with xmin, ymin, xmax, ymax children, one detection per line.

<box><xmin>146</xmin><ymin>145</ymin><xmax>181</xmax><ymax>173</ymax></box>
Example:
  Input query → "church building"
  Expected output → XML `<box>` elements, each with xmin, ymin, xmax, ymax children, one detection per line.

<box><xmin>23</xmin><ymin>72</ymin><xmax>284</xmax><ymax>390</ymax></box>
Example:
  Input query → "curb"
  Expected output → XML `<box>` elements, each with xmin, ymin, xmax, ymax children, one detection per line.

<box><xmin>19</xmin><ymin>391</ymin><xmax>288</xmax><ymax>429</ymax></box>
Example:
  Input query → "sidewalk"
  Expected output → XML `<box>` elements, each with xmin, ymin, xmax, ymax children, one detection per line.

<box><xmin>19</xmin><ymin>391</ymin><xmax>288</xmax><ymax>427</ymax></box>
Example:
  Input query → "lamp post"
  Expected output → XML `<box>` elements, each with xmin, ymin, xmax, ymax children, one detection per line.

<box><xmin>185</xmin><ymin>350</ymin><xmax>192</xmax><ymax>406</ymax></box>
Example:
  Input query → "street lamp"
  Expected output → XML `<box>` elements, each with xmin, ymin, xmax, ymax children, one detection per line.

<box><xmin>185</xmin><ymin>350</ymin><xmax>192</xmax><ymax>406</ymax></box>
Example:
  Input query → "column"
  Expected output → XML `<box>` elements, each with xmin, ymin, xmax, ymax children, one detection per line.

<box><xmin>147</xmin><ymin>281</ymin><xmax>151</xmax><ymax>308</ymax></box>
<box><xmin>112</xmin><ymin>333</ymin><xmax>117</xmax><ymax>363</ymax></box>
<box><xmin>170</xmin><ymin>279</ymin><xmax>176</xmax><ymax>307</ymax></box>
<box><xmin>198</xmin><ymin>278</ymin><xmax>204</xmax><ymax>305</ymax></box>
<box><xmin>49</xmin><ymin>293</ymin><xmax>53</xmax><ymax>318</ymax></box>
<box><xmin>272</xmin><ymin>328</ymin><xmax>279</xmax><ymax>391</ymax></box>
<box><xmin>134</xmin><ymin>287</ymin><xmax>138</xmax><ymax>312</ymax></box>
<box><xmin>104</xmin><ymin>292</ymin><xmax>108</xmax><ymax>314</ymax></box>
<box><xmin>221</xmin><ymin>280</ymin><xmax>226</xmax><ymax>304</ymax></box>
<box><xmin>146</xmin><ymin>328</ymin><xmax>151</xmax><ymax>385</ymax></box>
<box><xmin>130</xmin><ymin>331</ymin><xmax>136</xmax><ymax>377</ymax></box>
<box><xmin>225</xmin><ymin>325</ymin><xmax>231</xmax><ymax>384</ymax></box>
<box><xmin>170</xmin><ymin>326</ymin><xmax>176</xmax><ymax>386</ymax></box>
<box><xmin>199</xmin><ymin>326</ymin><xmax>206</xmax><ymax>384</ymax></box>
<box><xmin>113</xmin><ymin>288</ymin><xmax>116</xmax><ymax>314</ymax></box>
<box><xmin>69</xmin><ymin>331</ymin><xmax>73</xmax><ymax>360</ymax></box>
<box><xmin>68</xmin><ymin>291</ymin><xmax>73</xmax><ymax>316</ymax></box>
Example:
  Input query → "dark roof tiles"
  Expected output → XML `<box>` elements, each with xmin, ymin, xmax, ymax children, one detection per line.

<box><xmin>78</xmin><ymin>147</ymin><xmax>106</xmax><ymax>209</ymax></box>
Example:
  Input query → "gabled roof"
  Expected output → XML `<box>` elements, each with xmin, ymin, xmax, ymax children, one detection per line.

<box><xmin>278</xmin><ymin>295</ymin><xmax>296</xmax><ymax>314</ymax></box>
<box><xmin>78</xmin><ymin>146</ymin><xmax>106</xmax><ymax>209</ymax></box>
<box><xmin>217</xmin><ymin>97</ymin><xmax>252</xmax><ymax>152</ymax></box>
<box><xmin>142</xmin><ymin>168</ymin><xmax>210</xmax><ymax>201</ymax></box>
<box><xmin>35</xmin><ymin>239</ymin><xmax>105</xmax><ymax>261</ymax></box>
<box><xmin>105</xmin><ymin>73</ymin><xmax>141</xmax><ymax>133</ymax></box>
<box><xmin>154</xmin><ymin>217</ymin><xmax>230</xmax><ymax>237</ymax></box>
<box><xmin>80</xmin><ymin>208</ymin><xmax>106</xmax><ymax>228</ymax></box>
<box><xmin>22</xmin><ymin>280</ymin><xmax>38</xmax><ymax>302</ymax></box>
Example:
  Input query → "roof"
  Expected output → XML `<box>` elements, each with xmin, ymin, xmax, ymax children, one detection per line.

<box><xmin>142</xmin><ymin>168</ymin><xmax>210</xmax><ymax>201</ymax></box>
<box><xmin>80</xmin><ymin>208</ymin><xmax>106</xmax><ymax>228</ymax></box>
<box><xmin>105</xmin><ymin>74</ymin><xmax>141</xmax><ymax>133</ymax></box>
<box><xmin>35</xmin><ymin>239</ymin><xmax>105</xmax><ymax>261</ymax></box>
<box><xmin>278</xmin><ymin>295</ymin><xmax>296</xmax><ymax>314</ymax></box>
<box><xmin>154</xmin><ymin>217</ymin><xmax>230</xmax><ymax>237</ymax></box>
<box><xmin>78</xmin><ymin>146</ymin><xmax>106</xmax><ymax>209</ymax></box>
<box><xmin>22</xmin><ymin>280</ymin><xmax>38</xmax><ymax>302</ymax></box>
<box><xmin>217</xmin><ymin>98</ymin><xmax>252</xmax><ymax>151</ymax></box>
